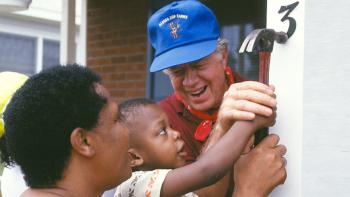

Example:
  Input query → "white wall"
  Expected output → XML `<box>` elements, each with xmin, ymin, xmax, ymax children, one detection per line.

<box><xmin>303</xmin><ymin>0</ymin><xmax>350</xmax><ymax>196</ymax></box>
<box><xmin>0</xmin><ymin>13</ymin><xmax>59</xmax><ymax>39</ymax></box>
<box><xmin>15</xmin><ymin>0</ymin><xmax>81</xmax><ymax>24</ymax></box>
<box><xmin>267</xmin><ymin>0</ymin><xmax>350</xmax><ymax>196</ymax></box>
<box><xmin>267</xmin><ymin>1</ymin><xmax>304</xmax><ymax>196</ymax></box>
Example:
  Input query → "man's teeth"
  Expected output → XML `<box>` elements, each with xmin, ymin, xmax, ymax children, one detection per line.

<box><xmin>191</xmin><ymin>87</ymin><xmax>206</xmax><ymax>96</ymax></box>
<box><xmin>193</xmin><ymin>89</ymin><xmax>202</xmax><ymax>94</ymax></box>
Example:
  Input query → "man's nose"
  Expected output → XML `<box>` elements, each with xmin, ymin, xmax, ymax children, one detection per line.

<box><xmin>182</xmin><ymin>67</ymin><xmax>198</xmax><ymax>87</ymax></box>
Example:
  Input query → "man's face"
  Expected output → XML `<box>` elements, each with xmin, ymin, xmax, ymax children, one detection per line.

<box><xmin>90</xmin><ymin>84</ymin><xmax>131</xmax><ymax>187</ymax></box>
<box><xmin>131</xmin><ymin>105</ymin><xmax>187</xmax><ymax>169</ymax></box>
<box><xmin>166</xmin><ymin>52</ymin><xmax>228</xmax><ymax>113</ymax></box>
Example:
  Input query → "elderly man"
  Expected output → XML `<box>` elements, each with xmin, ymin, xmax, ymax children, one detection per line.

<box><xmin>147</xmin><ymin>1</ymin><xmax>286</xmax><ymax>196</ymax></box>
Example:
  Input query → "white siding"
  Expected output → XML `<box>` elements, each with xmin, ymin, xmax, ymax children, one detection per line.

<box><xmin>302</xmin><ymin>0</ymin><xmax>350</xmax><ymax>196</ymax></box>
<box><xmin>267</xmin><ymin>0</ymin><xmax>350</xmax><ymax>196</ymax></box>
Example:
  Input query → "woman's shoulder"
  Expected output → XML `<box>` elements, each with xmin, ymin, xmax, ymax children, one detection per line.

<box><xmin>20</xmin><ymin>188</ymin><xmax>74</xmax><ymax>197</ymax></box>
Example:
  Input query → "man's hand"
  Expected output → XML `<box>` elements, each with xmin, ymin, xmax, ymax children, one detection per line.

<box><xmin>233</xmin><ymin>134</ymin><xmax>287</xmax><ymax>197</ymax></box>
<box><xmin>216</xmin><ymin>81</ymin><xmax>277</xmax><ymax>134</ymax></box>
<box><xmin>204</xmin><ymin>81</ymin><xmax>276</xmax><ymax>152</ymax></box>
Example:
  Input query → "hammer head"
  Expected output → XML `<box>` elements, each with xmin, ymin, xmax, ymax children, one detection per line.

<box><xmin>239</xmin><ymin>29</ymin><xmax>288</xmax><ymax>53</ymax></box>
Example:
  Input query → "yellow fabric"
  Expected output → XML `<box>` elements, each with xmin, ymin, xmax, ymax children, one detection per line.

<box><xmin>0</xmin><ymin>72</ymin><xmax>28</xmax><ymax>137</ymax></box>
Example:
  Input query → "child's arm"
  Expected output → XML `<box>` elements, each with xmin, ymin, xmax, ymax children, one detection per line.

<box><xmin>160</xmin><ymin>114</ymin><xmax>274</xmax><ymax>197</ymax></box>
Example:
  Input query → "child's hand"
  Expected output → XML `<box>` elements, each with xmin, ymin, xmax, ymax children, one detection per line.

<box><xmin>252</xmin><ymin>108</ymin><xmax>276</xmax><ymax>130</ymax></box>
<box><xmin>242</xmin><ymin>136</ymin><xmax>255</xmax><ymax>154</ymax></box>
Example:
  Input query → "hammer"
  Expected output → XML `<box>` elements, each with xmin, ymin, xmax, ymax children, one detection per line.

<box><xmin>239</xmin><ymin>29</ymin><xmax>288</xmax><ymax>145</ymax></box>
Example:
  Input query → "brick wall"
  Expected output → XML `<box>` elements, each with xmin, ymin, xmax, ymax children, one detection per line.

<box><xmin>87</xmin><ymin>0</ymin><xmax>148</xmax><ymax>102</ymax></box>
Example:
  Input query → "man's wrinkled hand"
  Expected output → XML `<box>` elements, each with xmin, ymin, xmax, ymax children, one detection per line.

<box><xmin>216</xmin><ymin>81</ymin><xmax>277</xmax><ymax>134</ymax></box>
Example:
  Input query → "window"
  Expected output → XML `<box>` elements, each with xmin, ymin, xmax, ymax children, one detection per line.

<box><xmin>0</xmin><ymin>32</ymin><xmax>60</xmax><ymax>75</ymax></box>
<box><xmin>0</xmin><ymin>32</ymin><xmax>36</xmax><ymax>75</ymax></box>
<box><xmin>43</xmin><ymin>39</ymin><xmax>60</xmax><ymax>70</ymax></box>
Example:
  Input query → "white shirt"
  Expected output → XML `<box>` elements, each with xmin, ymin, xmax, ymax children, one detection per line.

<box><xmin>115</xmin><ymin>169</ymin><xmax>197</xmax><ymax>197</ymax></box>
<box><xmin>1</xmin><ymin>165</ymin><xmax>27</xmax><ymax>197</ymax></box>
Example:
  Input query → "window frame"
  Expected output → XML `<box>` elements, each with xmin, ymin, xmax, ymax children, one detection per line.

<box><xmin>0</xmin><ymin>14</ymin><xmax>61</xmax><ymax>74</ymax></box>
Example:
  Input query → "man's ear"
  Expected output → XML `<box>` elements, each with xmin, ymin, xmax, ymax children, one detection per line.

<box><xmin>221</xmin><ymin>47</ymin><xmax>228</xmax><ymax>67</ymax></box>
<box><xmin>70</xmin><ymin>128</ymin><xmax>95</xmax><ymax>157</ymax></box>
<box><xmin>128</xmin><ymin>148</ymin><xmax>144</xmax><ymax>168</ymax></box>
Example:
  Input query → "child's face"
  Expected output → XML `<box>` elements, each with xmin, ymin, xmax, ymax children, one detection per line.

<box><xmin>133</xmin><ymin>105</ymin><xmax>187</xmax><ymax>169</ymax></box>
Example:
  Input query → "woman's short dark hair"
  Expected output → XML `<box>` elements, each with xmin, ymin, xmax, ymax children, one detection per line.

<box><xmin>2</xmin><ymin>64</ymin><xmax>107</xmax><ymax>188</ymax></box>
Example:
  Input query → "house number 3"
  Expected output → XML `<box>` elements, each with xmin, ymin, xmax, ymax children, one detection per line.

<box><xmin>279</xmin><ymin>1</ymin><xmax>299</xmax><ymax>38</ymax></box>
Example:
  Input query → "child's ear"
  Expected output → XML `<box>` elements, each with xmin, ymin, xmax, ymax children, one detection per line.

<box><xmin>128</xmin><ymin>148</ymin><xmax>144</xmax><ymax>168</ymax></box>
<box><xmin>70</xmin><ymin>128</ymin><xmax>95</xmax><ymax>157</ymax></box>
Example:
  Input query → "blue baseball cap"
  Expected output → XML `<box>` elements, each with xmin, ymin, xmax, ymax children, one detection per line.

<box><xmin>148</xmin><ymin>0</ymin><xmax>220</xmax><ymax>72</ymax></box>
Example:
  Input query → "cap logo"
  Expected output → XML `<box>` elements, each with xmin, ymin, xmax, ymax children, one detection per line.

<box><xmin>158</xmin><ymin>14</ymin><xmax>188</xmax><ymax>39</ymax></box>
<box><xmin>169</xmin><ymin>22</ymin><xmax>180</xmax><ymax>39</ymax></box>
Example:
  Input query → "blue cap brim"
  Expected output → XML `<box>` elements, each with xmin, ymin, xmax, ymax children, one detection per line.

<box><xmin>149</xmin><ymin>39</ymin><xmax>217</xmax><ymax>72</ymax></box>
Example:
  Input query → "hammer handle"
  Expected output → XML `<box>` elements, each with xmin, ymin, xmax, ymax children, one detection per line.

<box><xmin>255</xmin><ymin>51</ymin><xmax>271</xmax><ymax>145</ymax></box>
<box><xmin>259</xmin><ymin>52</ymin><xmax>271</xmax><ymax>84</ymax></box>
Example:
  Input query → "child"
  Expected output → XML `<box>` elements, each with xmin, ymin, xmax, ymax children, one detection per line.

<box><xmin>115</xmin><ymin>98</ymin><xmax>277</xmax><ymax>197</ymax></box>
